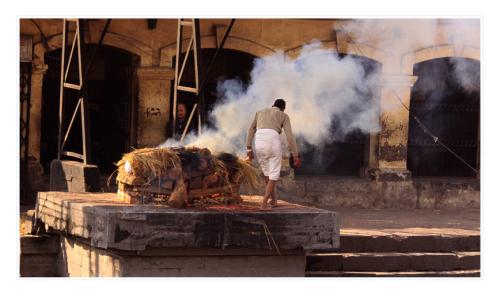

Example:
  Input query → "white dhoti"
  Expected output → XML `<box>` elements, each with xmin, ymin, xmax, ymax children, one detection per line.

<box><xmin>254</xmin><ymin>128</ymin><xmax>282</xmax><ymax>181</ymax></box>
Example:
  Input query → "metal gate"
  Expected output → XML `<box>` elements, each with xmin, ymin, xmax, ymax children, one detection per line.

<box><xmin>407</xmin><ymin>58</ymin><xmax>480</xmax><ymax>177</ymax></box>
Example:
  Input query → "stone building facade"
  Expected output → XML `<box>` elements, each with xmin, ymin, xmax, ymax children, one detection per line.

<box><xmin>19</xmin><ymin>18</ymin><xmax>480</xmax><ymax>208</ymax></box>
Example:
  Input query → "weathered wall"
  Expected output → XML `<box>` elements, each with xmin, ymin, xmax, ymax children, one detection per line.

<box><xmin>20</xmin><ymin>18</ymin><xmax>480</xmax><ymax>181</ymax></box>
<box><xmin>275</xmin><ymin>177</ymin><xmax>480</xmax><ymax>210</ymax></box>
<box><xmin>58</xmin><ymin>236</ymin><xmax>305</xmax><ymax>277</ymax></box>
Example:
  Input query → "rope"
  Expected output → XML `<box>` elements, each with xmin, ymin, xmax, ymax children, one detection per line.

<box><xmin>263</xmin><ymin>222</ymin><xmax>281</xmax><ymax>256</ymax></box>
<box><xmin>233</xmin><ymin>216</ymin><xmax>282</xmax><ymax>255</ymax></box>
<box><xmin>390</xmin><ymin>90</ymin><xmax>479</xmax><ymax>174</ymax></box>
<box><xmin>337</xmin><ymin>22</ymin><xmax>479</xmax><ymax>174</ymax></box>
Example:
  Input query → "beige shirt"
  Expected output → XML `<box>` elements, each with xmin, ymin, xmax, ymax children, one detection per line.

<box><xmin>246</xmin><ymin>107</ymin><xmax>299</xmax><ymax>157</ymax></box>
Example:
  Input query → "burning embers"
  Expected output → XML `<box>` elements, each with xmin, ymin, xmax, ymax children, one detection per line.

<box><xmin>115</xmin><ymin>147</ymin><xmax>260</xmax><ymax>208</ymax></box>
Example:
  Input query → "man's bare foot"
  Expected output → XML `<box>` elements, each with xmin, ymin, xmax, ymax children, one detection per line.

<box><xmin>260</xmin><ymin>201</ymin><xmax>272</xmax><ymax>210</ymax></box>
<box><xmin>270</xmin><ymin>200</ymin><xmax>278</xmax><ymax>207</ymax></box>
<box><xmin>260</xmin><ymin>198</ymin><xmax>269</xmax><ymax>210</ymax></box>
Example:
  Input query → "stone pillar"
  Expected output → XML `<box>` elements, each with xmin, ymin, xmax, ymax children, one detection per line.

<box><xmin>25</xmin><ymin>64</ymin><xmax>48</xmax><ymax>199</ymax></box>
<box><xmin>369</xmin><ymin>74</ymin><xmax>417</xmax><ymax>181</ymax></box>
<box><xmin>136</xmin><ymin>67</ymin><xmax>175</xmax><ymax>148</ymax></box>
<box><xmin>28</xmin><ymin>64</ymin><xmax>48</xmax><ymax>162</ymax></box>
<box><xmin>362</xmin><ymin>130</ymin><xmax>380</xmax><ymax>177</ymax></box>
<box><xmin>361</xmin><ymin>92</ymin><xmax>382</xmax><ymax>177</ymax></box>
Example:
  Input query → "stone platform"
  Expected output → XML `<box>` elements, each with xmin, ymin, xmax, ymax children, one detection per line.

<box><xmin>33</xmin><ymin>192</ymin><xmax>339</xmax><ymax>277</ymax></box>
<box><xmin>272</xmin><ymin>176</ymin><xmax>480</xmax><ymax>209</ymax></box>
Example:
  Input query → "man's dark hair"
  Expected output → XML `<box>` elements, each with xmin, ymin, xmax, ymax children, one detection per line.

<box><xmin>273</xmin><ymin>98</ymin><xmax>286</xmax><ymax>111</ymax></box>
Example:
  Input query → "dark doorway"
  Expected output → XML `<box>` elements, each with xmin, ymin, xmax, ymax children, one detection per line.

<box><xmin>169</xmin><ymin>48</ymin><xmax>255</xmax><ymax>137</ymax></box>
<box><xmin>41</xmin><ymin>45</ymin><xmax>139</xmax><ymax>174</ymax></box>
<box><xmin>295</xmin><ymin>55</ymin><xmax>381</xmax><ymax>176</ymax></box>
<box><xmin>407</xmin><ymin>57</ymin><xmax>480</xmax><ymax>177</ymax></box>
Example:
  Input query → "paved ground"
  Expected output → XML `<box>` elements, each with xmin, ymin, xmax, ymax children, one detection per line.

<box><xmin>336</xmin><ymin>208</ymin><xmax>480</xmax><ymax>236</ymax></box>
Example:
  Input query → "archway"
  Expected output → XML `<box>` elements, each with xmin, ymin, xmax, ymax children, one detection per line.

<box><xmin>40</xmin><ymin>44</ymin><xmax>140</xmax><ymax>174</ymax></box>
<box><xmin>168</xmin><ymin>48</ymin><xmax>256</xmax><ymax>136</ymax></box>
<box><xmin>295</xmin><ymin>54</ymin><xmax>381</xmax><ymax>176</ymax></box>
<box><xmin>407</xmin><ymin>57</ymin><xmax>480</xmax><ymax>177</ymax></box>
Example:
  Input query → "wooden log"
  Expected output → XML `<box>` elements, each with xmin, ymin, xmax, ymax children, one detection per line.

<box><xmin>118</xmin><ymin>182</ymin><xmax>241</xmax><ymax>200</ymax></box>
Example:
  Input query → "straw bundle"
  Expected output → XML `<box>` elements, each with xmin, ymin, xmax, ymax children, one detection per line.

<box><xmin>211</xmin><ymin>156</ymin><xmax>231</xmax><ymax>187</ymax></box>
<box><xmin>115</xmin><ymin>147</ymin><xmax>260</xmax><ymax>198</ymax></box>
<box><xmin>116</xmin><ymin>147</ymin><xmax>181</xmax><ymax>183</ymax></box>
<box><xmin>236</xmin><ymin>158</ymin><xmax>261</xmax><ymax>189</ymax></box>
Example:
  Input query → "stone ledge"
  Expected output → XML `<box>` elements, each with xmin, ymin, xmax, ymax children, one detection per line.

<box><xmin>136</xmin><ymin>67</ymin><xmax>175</xmax><ymax>80</ymax></box>
<box><xmin>367</xmin><ymin>168</ymin><xmax>412</xmax><ymax>181</ymax></box>
<box><xmin>35</xmin><ymin>192</ymin><xmax>340</xmax><ymax>252</ymax></box>
<box><xmin>278</xmin><ymin>176</ymin><xmax>480</xmax><ymax>209</ymax></box>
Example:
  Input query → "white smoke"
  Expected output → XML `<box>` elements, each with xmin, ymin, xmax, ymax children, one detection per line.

<box><xmin>450</xmin><ymin>57</ymin><xmax>480</xmax><ymax>93</ymax></box>
<box><xmin>339</xmin><ymin>19</ymin><xmax>442</xmax><ymax>56</ymax></box>
<box><xmin>159</xmin><ymin>41</ymin><xmax>380</xmax><ymax>156</ymax></box>
<box><xmin>159</xmin><ymin>20</ymin><xmax>479</xmax><ymax>156</ymax></box>
<box><xmin>339</xmin><ymin>19</ymin><xmax>480</xmax><ymax>94</ymax></box>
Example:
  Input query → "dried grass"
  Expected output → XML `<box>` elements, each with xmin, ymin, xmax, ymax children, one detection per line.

<box><xmin>212</xmin><ymin>156</ymin><xmax>231</xmax><ymax>187</ymax></box>
<box><xmin>115</xmin><ymin>147</ymin><xmax>260</xmax><ymax>192</ymax></box>
<box><xmin>236</xmin><ymin>158</ymin><xmax>261</xmax><ymax>189</ymax></box>
<box><xmin>116</xmin><ymin>147</ymin><xmax>181</xmax><ymax>184</ymax></box>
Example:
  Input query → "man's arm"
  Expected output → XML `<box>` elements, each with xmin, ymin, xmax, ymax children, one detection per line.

<box><xmin>246</xmin><ymin>113</ymin><xmax>258</xmax><ymax>149</ymax></box>
<box><xmin>283</xmin><ymin>114</ymin><xmax>299</xmax><ymax>158</ymax></box>
<box><xmin>245</xmin><ymin>113</ymin><xmax>258</xmax><ymax>160</ymax></box>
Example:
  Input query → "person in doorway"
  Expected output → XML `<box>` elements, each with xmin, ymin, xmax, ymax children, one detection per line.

<box><xmin>246</xmin><ymin>98</ymin><xmax>301</xmax><ymax>210</ymax></box>
<box><xmin>171</xmin><ymin>102</ymin><xmax>195</xmax><ymax>141</ymax></box>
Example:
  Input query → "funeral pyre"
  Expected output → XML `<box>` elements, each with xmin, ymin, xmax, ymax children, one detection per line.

<box><xmin>114</xmin><ymin>147</ymin><xmax>260</xmax><ymax>208</ymax></box>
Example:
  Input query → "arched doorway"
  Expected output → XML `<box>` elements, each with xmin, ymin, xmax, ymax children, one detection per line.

<box><xmin>295</xmin><ymin>54</ymin><xmax>381</xmax><ymax>176</ymax></box>
<box><xmin>40</xmin><ymin>45</ymin><xmax>139</xmax><ymax>174</ymax></box>
<box><xmin>168</xmin><ymin>48</ymin><xmax>255</xmax><ymax>135</ymax></box>
<box><xmin>407</xmin><ymin>57</ymin><xmax>480</xmax><ymax>177</ymax></box>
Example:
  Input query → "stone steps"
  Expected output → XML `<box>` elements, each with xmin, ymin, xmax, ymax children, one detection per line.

<box><xmin>20</xmin><ymin>235</ymin><xmax>60</xmax><ymax>277</ymax></box>
<box><xmin>306</xmin><ymin>233</ymin><xmax>480</xmax><ymax>277</ymax></box>
<box><xmin>311</xmin><ymin>234</ymin><xmax>480</xmax><ymax>253</ymax></box>
<box><xmin>306</xmin><ymin>269</ymin><xmax>480</xmax><ymax>277</ymax></box>
<box><xmin>306</xmin><ymin>251</ymin><xmax>479</xmax><ymax>272</ymax></box>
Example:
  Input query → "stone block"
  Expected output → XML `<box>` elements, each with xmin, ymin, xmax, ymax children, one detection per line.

<box><xmin>50</xmin><ymin>160</ymin><xmax>100</xmax><ymax>192</ymax></box>
<box><xmin>20</xmin><ymin>254</ymin><xmax>58</xmax><ymax>277</ymax></box>
<box><xmin>35</xmin><ymin>192</ymin><xmax>340</xmax><ymax>252</ymax></box>
<box><xmin>58</xmin><ymin>235</ymin><xmax>305</xmax><ymax>277</ymax></box>
<box><xmin>306</xmin><ymin>254</ymin><xmax>343</xmax><ymax>271</ymax></box>
<box><xmin>368</xmin><ymin>168</ymin><xmax>412</xmax><ymax>182</ymax></box>
<box><xmin>20</xmin><ymin>235</ymin><xmax>60</xmax><ymax>254</ymax></box>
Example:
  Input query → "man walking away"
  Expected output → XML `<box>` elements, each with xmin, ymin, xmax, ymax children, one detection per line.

<box><xmin>246</xmin><ymin>99</ymin><xmax>301</xmax><ymax>210</ymax></box>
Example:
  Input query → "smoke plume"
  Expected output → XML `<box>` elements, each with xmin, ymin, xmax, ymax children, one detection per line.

<box><xmin>159</xmin><ymin>41</ymin><xmax>380</xmax><ymax>156</ymax></box>
<box><xmin>159</xmin><ymin>19</ymin><xmax>479</xmax><ymax>157</ymax></box>
<box><xmin>339</xmin><ymin>19</ymin><xmax>480</xmax><ymax>94</ymax></box>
